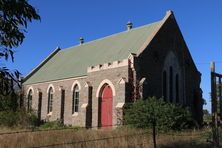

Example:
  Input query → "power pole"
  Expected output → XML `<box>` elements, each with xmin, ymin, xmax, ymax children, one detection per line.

<box><xmin>210</xmin><ymin>61</ymin><xmax>219</xmax><ymax>147</ymax></box>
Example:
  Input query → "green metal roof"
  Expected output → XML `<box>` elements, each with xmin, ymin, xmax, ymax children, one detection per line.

<box><xmin>24</xmin><ymin>21</ymin><xmax>161</xmax><ymax>85</ymax></box>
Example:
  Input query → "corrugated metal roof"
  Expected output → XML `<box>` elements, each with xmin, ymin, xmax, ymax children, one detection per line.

<box><xmin>24</xmin><ymin>21</ymin><xmax>161</xmax><ymax>85</ymax></box>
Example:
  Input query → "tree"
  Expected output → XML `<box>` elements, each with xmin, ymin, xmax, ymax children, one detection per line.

<box><xmin>124</xmin><ymin>97</ymin><xmax>196</xmax><ymax>148</ymax></box>
<box><xmin>124</xmin><ymin>97</ymin><xmax>196</xmax><ymax>131</ymax></box>
<box><xmin>0</xmin><ymin>0</ymin><xmax>40</xmax><ymax>109</ymax></box>
<box><xmin>203</xmin><ymin>109</ymin><xmax>211</xmax><ymax>125</ymax></box>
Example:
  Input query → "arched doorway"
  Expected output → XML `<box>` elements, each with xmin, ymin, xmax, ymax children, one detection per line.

<box><xmin>99</xmin><ymin>84</ymin><xmax>113</xmax><ymax>127</ymax></box>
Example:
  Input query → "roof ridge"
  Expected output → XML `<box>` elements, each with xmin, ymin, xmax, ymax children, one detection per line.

<box><xmin>62</xmin><ymin>20</ymin><xmax>162</xmax><ymax>52</ymax></box>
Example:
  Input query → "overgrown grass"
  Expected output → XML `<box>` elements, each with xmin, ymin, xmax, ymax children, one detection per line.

<box><xmin>0</xmin><ymin>127</ymin><xmax>215</xmax><ymax>148</ymax></box>
<box><xmin>157</xmin><ymin>129</ymin><xmax>212</xmax><ymax>148</ymax></box>
<box><xmin>0</xmin><ymin>127</ymin><xmax>150</xmax><ymax>147</ymax></box>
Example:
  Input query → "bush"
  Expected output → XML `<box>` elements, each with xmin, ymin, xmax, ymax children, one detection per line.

<box><xmin>40</xmin><ymin>121</ymin><xmax>65</xmax><ymax>129</ymax></box>
<box><xmin>124</xmin><ymin>97</ymin><xmax>196</xmax><ymax>131</ymax></box>
<box><xmin>0</xmin><ymin>93</ymin><xmax>19</xmax><ymax>112</ymax></box>
<box><xmin>0</xmin><ymin>109</ymin><xmax>38</xmax><ymax>128</ymax></box>
<box><xmin>0</xmin><ymin>111</ymin><xmax>19</xmax><ymax>127</ymax></box>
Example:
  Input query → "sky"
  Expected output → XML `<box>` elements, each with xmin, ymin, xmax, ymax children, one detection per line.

<box><xmin>5</xmin><ymin>0</ymin><xmax>222</xmax><ymax>112</ymax></box>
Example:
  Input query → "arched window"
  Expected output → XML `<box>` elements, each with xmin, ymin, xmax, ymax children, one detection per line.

<box><xmin>27</xmin><ymin>90</ymin><xmax>33</xmax><ymax>111</ymax></box>
<box><xmin>176</xmin><ymin>74</ymin><xmax>179</xmax><ymax>103</ymax></box>
<box><xmin>162</xmin><ymin>70</ymin><xmax>167</xmax><ymax>101</ymax></box>
<box><xmin>163</xmin><ymin>51</ymin><xmax>182</xmax><ymax>104</ymax></box>
<box><xmin>48</xmin><ymin>87</ymin><xmax>53</xmax><ymax>113</ymax></box>
<box><xmin>72</xmin><ymin>85</ymin><xmax>80</xmax><ymax>114</ymax></box>
<box><xmin>169</xmin><ymin>66</ymin><xmax>173</xmax><ymax>102</ymax></box>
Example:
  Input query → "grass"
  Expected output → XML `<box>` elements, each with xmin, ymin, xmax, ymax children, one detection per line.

<box><xmin>157</xmin><ymin>129</ymin><xmax>212</xmax><ymax>148</ymax></box>
<box><xmin>0</xmin><ymin>127</ymin><xmax>216</xmax><ymax>148</ymax></box>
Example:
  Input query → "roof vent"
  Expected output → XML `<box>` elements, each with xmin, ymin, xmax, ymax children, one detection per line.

<box><xmin>127</xmin><ymin>21</ymin><xmax>133</xmax><ymax>31</ymax></box>
<box><xmin>79</xmin><ymin>37</ymin><xmax>84</xmax><ymax>45</ymax></box>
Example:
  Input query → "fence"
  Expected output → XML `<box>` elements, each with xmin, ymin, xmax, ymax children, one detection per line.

<box><xmin>0</xmin><ymin>124</ymin><xmax>211</xmax><ymax>148</ymax></box>
<box><xmin>0</xmin><ymin>123</ymin><xmax>129</xmax><ymax>136</ymax></box>
<box><xmin>210</xmin><ymin>61</ymin><xmax>222</xmax><ymax>147</ymax></box>
<box><xmin>32</xmin><ymin>131</ymin><xmax>150</xmax><ymax>148</ymax></box>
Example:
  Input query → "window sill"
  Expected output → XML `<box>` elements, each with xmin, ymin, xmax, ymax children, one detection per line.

<box><xmin>72</xmin><ymin>112</ymin><xmax>78</xmax><ymax>117</ymax></box>
<box><xmin>47</xmin><ymin>112</ymin><xmax>52</xmax><ymax>116</ymax></box>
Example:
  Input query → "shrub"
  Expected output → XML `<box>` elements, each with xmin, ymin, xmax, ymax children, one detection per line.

<box><xmin>0</xmin><ymin>109</ymin><xmax>38</xmax><ymax>128</ymax></box>
<box><xmin>124</xmin><ymin>97</ymin><xmax>196</xmax><ymax>131</ymax></box>
<box><xmin>40</xmin><ymin>120</ymin><xmax>66</xmax><ymax>129</ymax></box>
<box><xmin>0</xmin><ymin>93</ymin><xmax>19</xmax><ymax>112</ymax></box>
<box><xmin>0</xmin><ymin>111</ymin><xmax>19</xmax><ymax>127</ymax></box>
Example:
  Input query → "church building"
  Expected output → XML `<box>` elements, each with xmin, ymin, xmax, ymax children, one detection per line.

<box><xmin>22</xmin><ymin>11</ymin><xmax>203</xmax><ymax>127</ymax></box>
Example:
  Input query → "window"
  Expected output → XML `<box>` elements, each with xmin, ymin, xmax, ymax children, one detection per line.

<box><xmin>163</xmin><ymin>52</ymin><xmax>181</xmax><ymax>104</ymax></box>
<box><xmin>163</xmin><ymin>71</ymin><xmax>167</xmax><ymax>101</ymax></box>
<box><xmin>176</xmin><ymin>74</ymin><xmax>179</xmax><ymax>103</ymax></box>
<box><xmin>169</xmin><ymin>66</ymin><xmax>173</xmax><ymax>102</ymax></box>
<box><xmin>48</xmin><ymin>87</ymin><xmax>53</xmax><ymax>113</ymax></box>
<box><xmin>72</xmin><ymin>85</ymin><xmax>80</xmax><ymax>114</ymax></box>
<box><xmin>27</xmin><ymin>90</ymin><xmax>33</xmax><ymax>111</ymax></box>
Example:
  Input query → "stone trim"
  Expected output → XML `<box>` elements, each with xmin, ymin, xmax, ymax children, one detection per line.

<box><xmin>128</xmin><ymin>53</ymin><xmax>136</xmax><ymax>69</ymax></box>
<box><xmin>84</xmin><ymin>81</ymin><xmax>92</xmax><ymax>87</ymax></box>
<box><xmin>71</xmin><ymin>80</ymin><xmax>81</xmax><ymax>91</ymax></box>
<box><xmin>81</xmin><ymin>103</ymin><xmax>88</xmax><ymax>108</ymax></box>
<box><xmin>96</xmin><ymin>79</ymin><xmax>116</xmax><ymax>97</ymax></box>
<box><xmin>116</xmin><ymin>103</ymin><xmax>124</xmax><ymax>108</ymax></box>
<box><xmin>87</xmin><ymin>59</ymin><xmax>128</xmax><ymax>73</ymax></box>
<box><xmin>58</xmin><ymin>86</ymin><xmax>64</xmax><ymax>91</ymax></box>
<box><xmin>47</xmin><ymin>112</ymin><xmax>52</xmax><ymax>116</ymax></box>
<box><xmin>26</xmin><ymin>86</ymin><xmax>34</xmax><ymax>95</ymax></box>
<box><xmin>118</xmin><ymin>77</ymin><xmax>127</xmax><ymax>84</ymax></box>
<box><xmin>47</xmin><ymin>84</ymin><xmax>55</xmax><ymax>93</ymax></box>
<box><xmin>72</xmin><ymin>112</ymin><xmax>78</xmax><ymax>117</ymax></box>
<box><xmin>37</xmin><ymin>88</ymin><xmax>42</xmax><ymax>93</ymax></box>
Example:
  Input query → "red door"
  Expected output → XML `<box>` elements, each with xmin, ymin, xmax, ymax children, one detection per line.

<box><xmin>101</xmin><ymin>85</ymin><xmax>113</xmax><ymax>127</ymax></box>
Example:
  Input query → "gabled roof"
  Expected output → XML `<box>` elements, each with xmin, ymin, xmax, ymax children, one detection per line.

<box><xmin>23</xmin><ymin>11</ymin><xmax>173</xmax><ymax>85</ymax></box>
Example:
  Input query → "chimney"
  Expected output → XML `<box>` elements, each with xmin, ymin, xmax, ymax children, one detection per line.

<box><xmin>79</xmin><ymin>37</ymin><xmax>84</xmax><ymax>45</ymax></box>
<box><xmin>127</xmin><ymin>21</ymin><xmax>133</xmax><ymax>31</ymax></box>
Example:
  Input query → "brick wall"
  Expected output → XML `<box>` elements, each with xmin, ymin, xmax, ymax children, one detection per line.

<box><xmin>23</xmin><ymin>15</ymin><xmax>203</xmax><ymax>126</ymax></box>
<box><xmin>23</xmin><ymin>65</ymin><xmax>129</xmax><ymax>127</ymax></box>
<box><xmin>135</xmin><ymin>15</ymin><xmax>203</xmax><ymax>124</ymax></box>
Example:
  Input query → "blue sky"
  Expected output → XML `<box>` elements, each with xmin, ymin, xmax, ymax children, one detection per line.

<box><xmin>5</xmin><ymin>0</ymin><xmax>222</xmax><ymax>112</ymax></box>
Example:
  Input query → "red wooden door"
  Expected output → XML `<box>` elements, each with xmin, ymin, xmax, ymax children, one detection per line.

<box><xmin>101</xmin><ymin>85</ymin><xmax>113</xmax><ymax>127</ymax></box>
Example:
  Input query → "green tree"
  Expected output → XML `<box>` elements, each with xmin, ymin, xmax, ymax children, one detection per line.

<box><xmin>203</xmin><ymin>109</ymin><xmax>211</xmax><ymax>124</ymax></box>
<box><xmin>0</xmin><ymin>0</ymin><xmax>40</xmax><ymax>95</ymax></box>
<box><xmin>124</xmin><ymin>97</ymin><xmax>196</xmax><ymax>131</ymax></box>
<box><xmin>124</xmin><ymin>97</ymin><xmax>196</xmax><ymax>148</ymax></box>
<box><xmin>0</xmin><ymin>0</ymin><xmax>40</xmax><ymax>110</ymax></box>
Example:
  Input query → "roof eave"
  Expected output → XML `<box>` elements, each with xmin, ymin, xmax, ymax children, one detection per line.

<box><xmin>22</xmin><ymin>47</ymin><xmax>61</xmax><ymax>84</ymax></box>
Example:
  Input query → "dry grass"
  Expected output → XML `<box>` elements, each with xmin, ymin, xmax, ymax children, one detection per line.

<box><xmin>157</xmin><ymin>129</ymin><xmax>212</xmax><ymax>148</ymax></box>
<box><xmin>0</xmin><ymin>127</ymin><xmax>214</xmax><ymax>148</ymax></box>
<box><xmin>0</xmin><ymin>127</ymin><xmax>151</xmax><ymax>148</ymax></box>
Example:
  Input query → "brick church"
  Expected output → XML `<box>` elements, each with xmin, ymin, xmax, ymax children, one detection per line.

<box><xmin>22</xmin><ymin>11</ymin><xmax>203</xmax><ymax>127</ymax></box>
